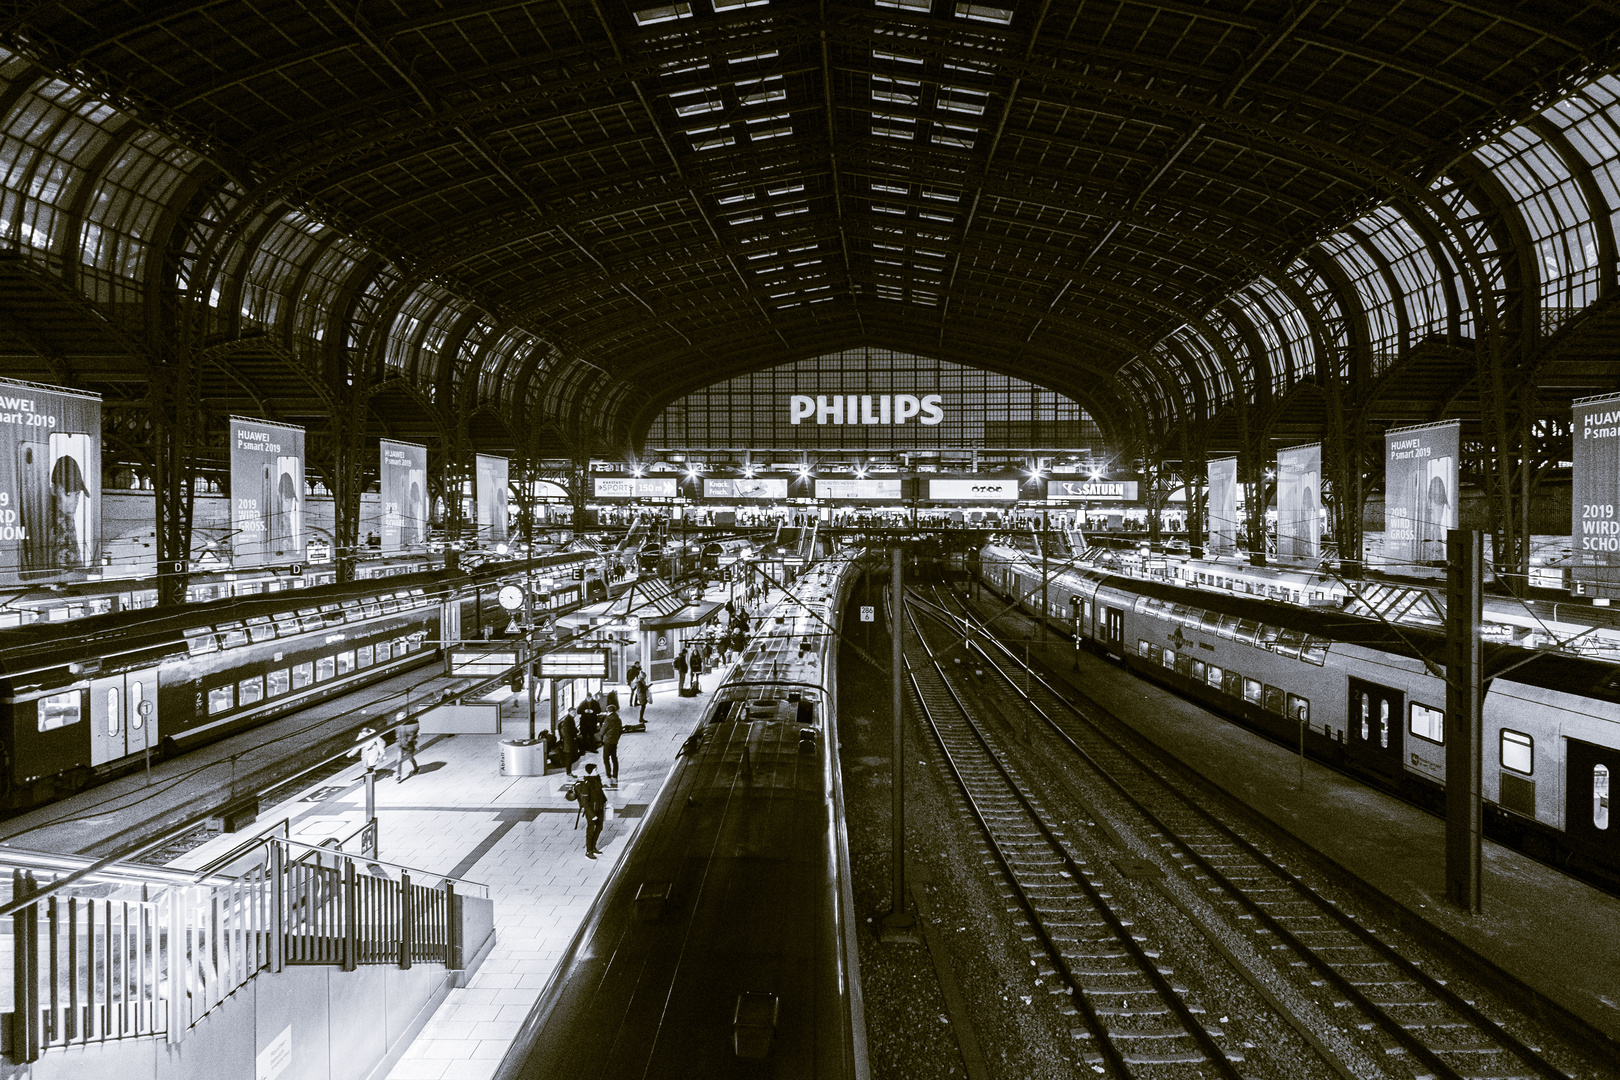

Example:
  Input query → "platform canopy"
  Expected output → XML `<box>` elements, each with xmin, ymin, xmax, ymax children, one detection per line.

<box><xmin>0</xmin><ymin>3</ymin><xmax>1618</xmax><ymax>461</ymax></box>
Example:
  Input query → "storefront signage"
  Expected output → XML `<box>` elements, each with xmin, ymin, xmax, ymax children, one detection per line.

<box><xmin>1048</xmin><ymin>480</ymin><xmax>1137</xmax><ymax>501</ymax></box>
<box><xmin>927</xmin><ymin>478</ymin><xmax>1019</xmax><ymax>501</ymax></box>
<box><xmin>704</xmin><ymin>477</ymin><xmax>789</xmax><ymax>499</ymax></box>
<box><xmin>789</xmin><ymin>394</ymin><xmax>944</xmax><ymax>425</ymax></box>
<box><xmin>815</xmin><ymin>478</ymin><xmax>903</xmax><ymax>500</ymax></box>
<box><xmin>593</xmin><ymin>477</ymin><xmax>678</xmax><ymax>499</ymax></box>
<box><xmin>0</xmin><ymin>378</ymin><xmax>101</xmax><ymax>584</ymax></box>
<box><xmin>538</xmin><ymin>649</ymin><xmax>611</xmax><ymax>678</ymax></box>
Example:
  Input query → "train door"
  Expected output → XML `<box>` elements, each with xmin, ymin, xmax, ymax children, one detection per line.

<box><xmin>1565</xmin><ymin>737</ymin><xmax>1615</xmax><ymax>857</ymax></box>
<box><xmin>87</xmin><ymin>673</ymin><xmax>156</xmax><ymax>766</ymax></box>
<box><xmin>1102</xmin><ymin>607</ymin><xmax>1123</xmax><ymax>653</ymax></box>
<box><xmin>1346</xmin><ymin>677</ymin><xmax>1404</xmax><ymax>780</ymax></box>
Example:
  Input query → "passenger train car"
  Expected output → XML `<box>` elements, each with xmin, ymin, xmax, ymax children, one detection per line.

<box><xmin>499</xmin><ymin>550</ymin><xmax>868</xmax><ymax>1080</ymax></box>
<box><xmin>977</xmin><ymin>542</ymin><xmax>1619</xmax><ymax>883</ymax></box>
<box><xmin>0</xmin><ymin>551</ymin><xmax>607</xmax><ymax>808</ymax></box>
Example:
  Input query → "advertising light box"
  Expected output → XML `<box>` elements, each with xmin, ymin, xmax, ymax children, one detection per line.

<box><xmin>476</xmin><ymin>454</ymin><xmax>509</xmax><ymax>542</ymax></box>
<box><xmin>230</xmin><ymin>416</ymin><xmax>304</xmax><ymax>568</ymax></box>
<box><xmin>815</xmin><ymin>478</ymin><xmax>903</xmax><ymax>500</ymax></box>
<box><xmin>704</xmin><ymin>478</ymin><xmax>788</xmax><ymax>499</ymax></box>
<box><xmin>0</xmin><ymin>379</ymin><xmax>101</xmax><ymax>584</ymax></box>
<box><xmin>593</xmin><ymin>477</ymin><xmax>678</xmax><ymax>499</ymax></box>
<box><xmin>927</xmin><ymin>478</ymin><xmax>1019</xmax><ymax>501</ymax></box>
<box><xmin>380</xmin><ymin>439</ymin><xmax>427</xmax><ymax>551</ymax></box>
<box><xmin>1276</xmin><ymin>443</ymin><xmax>1321</xmax><ymax>559</ymax></box>
<box><xmin>1207</xmin><ymin>457</ymin><xmax>1238</xmax><ymax>556</ymax></box>
<box><xmin>1048</xmin><ymin>480</ymin><xmax>1137</xmax><ymax>501</ymax></box>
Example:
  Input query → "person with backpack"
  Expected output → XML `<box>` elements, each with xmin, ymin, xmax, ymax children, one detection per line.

<box><xmin>631</xmin><ymin>668</ymin><xmax>651</xmax><ymax>724</ymax></box>
<box><xmin>673</xmin><ymin>647</ymin><xmax>689</xmax><ymax>692</ymax></box>
<box><xmin>600</xmin><ymin>703</ymin><xmax>622</xmax><ymax>786</ymax></box>
<box><xmin>689</xmin><ymin>645</ymin><xmax>705</xmax><ymax>695</ymax></box>
<box><xmin>570</xmin><ymin>764</ymin><xmax>608</xmax><ymax>857</ymax></box>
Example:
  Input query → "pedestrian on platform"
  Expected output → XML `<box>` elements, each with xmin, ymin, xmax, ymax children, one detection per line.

<box><xmin>578</xmin><ymin>693</ymin><xmax>601</xmax><ymax>751</ymax></box>
<box><xmin>632</xmin><ymin>669</ymin><xmax>651</xmax><ymax>724</ymax></box>
<box><xmin>689</xmin><ymin>647</ymin><xmax>705</xmax><ymax>695</ymax></box>
<box><xmin>574</xmin><ymin>763</ymin><xmax>608</xmax><ymax>857</ymax></box>
<box><xmin>600</xmin><ymin>704</ymin><xmax>622</xmax><ymax>785</ymax></box>
<box><xmin>559</xmin><ymin>709</ymin><xmax>580</xmax><ymax>776</ymax></box>
<box><xmin>349</xmin><ymin>726</ymin><xmax>386</xmax><ymax>772</ymax></box>
<box><xmin>673</xmin><ymin>647</ymin><xmax>689</xmax><ymax>692</ymax></box>
<box><xmin>394</xmin><ymin>712</ymin><xmax>420</xmax><ymax>783</ymax></box>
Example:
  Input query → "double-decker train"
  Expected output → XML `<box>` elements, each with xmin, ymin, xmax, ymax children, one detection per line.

<box><xmin>977</xmin><ymin>541</ymin><xmax>1619</xmax><ymax>884</ymax></box>
<box><xmin>0</xmin><ymin>551</ymin><xmax>607</xmax><ymax>808</ymax></box>
<box><xmin>499</xmin><ymin>549</ymin><xmax>868</xmax><ymax>1080</ymax></box>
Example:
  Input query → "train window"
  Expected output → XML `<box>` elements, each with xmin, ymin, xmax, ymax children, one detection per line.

<box><xmin>239</xmin><ymin>676</ymin><xmax>265</xmax><ymax>706</ymax></box>
<box><xmin>1379</xmin><ymin>700</ymin><xmax>1390</xmax><ymax>748</ymax></box>
<box><xmin>1500</xmin><ymin>729</ymin><xmax>1534</xmax><ymax>775</ymax></box>
<box><xmin>246</xmin><ymin>616</ymin><xmax>277</xmax><ymax>643</ymax></box>
<box><xmin>267</xmin><ymin>669</ymin><xmax>290</xmax><ymax>697</ymax></box>
<box><xmin>320</xmin><ymin>604</ymin><xmax>345</xmax><ymax>627</ymax></box>
<box><xmin>217</xmin><ymin>621</ymin><xmax>250</xmax><ymax>649</ymax></box>
<box><xmin>1200</xmin><ymin>610</ymin><xmax>1222</xmax><ymax>632</ymax></box>
<box><xmin>1215</xmin><ymin>615</ymin><xmax>1240</xmax><ymax>641</ymax></box>
<box><xmin>271</xmin><ymin>611</ymin><xmax>300</xmax><ymax>635</ymax></box>
<box><xmin>1596</xmin><ymin>766</ymin><xmax>1610</xmax><ymax>830</ymax></box>
<box><xmin>1139</xmin><ymin>639</ymin><xmax>1152</xmax><ymax>657</ymax></box>
<box><xmin>360</xmin><ymin>598</ymin><xmax>381</xmax><ymax>618</ymax></box>
<box><xmin>1242</xmin><ymin>677</ymin><xmax>1262</xmax><ymax>704</ymax></box>
<box><xmin>1262</xmin><ymin>684</ymin><xmax>1284</xmax><ymax>714</ymax></box>
<box><xmin>1409</xmin><ymin>702</ymin><xmax>1444</xmax><ymax>744</ymax></box>
<box><xmin>315</xmin><ymin>656</ymin><xmax>336</xmax><ymax>682</ymax></box>
<box><xmin>38</xmin><ymin>690</ymin><xmax>81</xmax><ymax>731</ymax></box>
<box><xmin>297</xmin><ymin>608</ymin><xmax>324</xmax><ymax>632</ymax></box>
<box><xmin>1134</xmin><ymin>597</ymin><xmax>1153</xmax><ymax>615</ymax></box>
<box><xmin>1175</xmin><ymin>653</ymin><xmax>1192</xmax><ymax>677</ymax></box>
<box><xmin>378</xmin><ymin>595</ymin><xmax>400</xmax><ymax>614</ymax></box>
<box><xmin>1274</xmin><ymin>629</ymin><xmax>1304</xmax><ymax>659</ymax></box>
<box><xmin>1234</xmin><ymin>620</ymin><xmax>1262</xmax><ymax>646</ymax></box>
<box><xmin>1255</xmin><ymin>624</ymin><xmax>1281</xmax><ymax>650</ymax></box>
<box><xmin>407</xmin><ymin>588</ymin><xmax>428</xmax><ymax>606</ymax></box>
<box><xmin>1206</xmin><ymin>664</ymin><xmax>1223</xmax><ymax>688</ymax></box>
<box><xmin>1300</xmin><ymin>637</ymin><xmax>1327</xmax><ymax>665</ymax></box>
<box><xmin>1287</xmin><ymin>694</ymin><xmax>1309</xmax><ymax>726</ymax></box>
<box><xmin>339</xmin><ymin>600</ymin><xmax>364</xmax><ymax>621</ymax></box>
<box><xmin>356</xmin><ymin>645</ymin><xmax>374</xmax><ymax>668</ymax></box>
<box><xmin>130</xmin><ymin>681</ymin><xmax>145</xmax><ymax>729</ymax></box>
<box><xmin>1222</xmin><ymin>669</ymin><xmax>1242</xmax><ymax>697</ymax></box>
<box><xmin>106</xmin><ymin>687</ymin><xmax>119</xmax><ymax>737</ymax></box>
<box><xmin>183</xmin><ymin>627</ymin><xmax>220</xmax><ymax>656</ymax></box>
<box><xmin>336</xmin><ymin>650</ymin><xmax>355</xmax><ymax>675</ymax></box>
<box><xmin>1191</xmin><ymin>659</ymin><xmax>1206</xmax><ymax>681</ymax></box>
<box><xmin>1360</xmin><ymin>694</ymin><xmax>1369</xmax><ymax>740</ymax></box>
<box><xmin>207</xmin><ymin>686</ymin><xmax>234</xmax><ymax>715</ymax></box>
<box><xmin>291</xmin><ymin>662</ymin><xmax>314</xmax><ymax>689</ymax></box>
<box><xmin>376</xmin><ymin>641</ymin><xmax>392</xmax><ymax>662</ymax></box>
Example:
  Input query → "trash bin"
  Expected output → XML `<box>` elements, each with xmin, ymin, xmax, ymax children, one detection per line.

<box><xmin>501</xmin><ymin>739</ymin><xmax>546</xmax><ymax>776</ymax></box>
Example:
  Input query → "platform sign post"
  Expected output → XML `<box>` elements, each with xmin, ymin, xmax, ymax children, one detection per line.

<box><xmin>1445</xmin><ymin>528</ymin><xmax>1483</xmax><ymax>914</ymax></box>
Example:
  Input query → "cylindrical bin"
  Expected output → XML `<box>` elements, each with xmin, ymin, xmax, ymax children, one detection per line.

<box><xmin>500</xmin><ymin>738</ymin><xmax>547</xmax><ymax>776</ymax></box>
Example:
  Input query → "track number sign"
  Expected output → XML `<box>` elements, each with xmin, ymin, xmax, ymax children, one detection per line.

<box><xmin>860</xmin><ymin>606</ymin><xmax>875</xmax><ymax>622</ymax></box>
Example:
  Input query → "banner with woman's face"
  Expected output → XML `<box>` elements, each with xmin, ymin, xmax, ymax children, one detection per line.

<box><xmin>0</xmin><ymin>379</ymin><xmax>101</xmax><ymax>583</ymax></box>
<box><xmin>230</xmin><ymin>416</ymin><xmax>305</xmax><ymax>567</ymax></box>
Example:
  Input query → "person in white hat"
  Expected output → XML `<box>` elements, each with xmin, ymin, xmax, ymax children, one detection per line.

<box><xmin>349</xmin><ymin>727</ymin><xmax>387</xmax><ymax>773</ymax></box>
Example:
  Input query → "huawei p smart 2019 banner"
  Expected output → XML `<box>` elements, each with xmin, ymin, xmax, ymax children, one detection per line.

<box><xmin>1206</xmin><ymin>457</ymin><xmax>1238</xmax><ymax>556</ymax></box>
<box><xmin>475</xmin><ymin>454</ymin><xmax>509</xmax><ymax>543</ymax></box>
<box><xmin>1276</xmin><ymin>443</ymin><xmax>1322</xmax><ymax>559</ymax></box>
<box><xmin>230</xmin><ymin>416</ymin><xmax>304</xmax><ymax>568</ymax></box>
<box><xmin>380</xmin><ymin>439</ymin><xmax>428</xmax><ymax>552</ymax></box>
<box><xmin>1384</xmin><ymin>421</ymin><xmax>1458</xmax><ymax>567</ymax></box>
<box><xmin>1572</xmin><ymin>393</ymin><xmax>1620</xmax><ymax>596</ymax></box>
<box><xmin>0</xmin><ymin>379</ymin><xmax>100</xmax><ymax>584</ymax></box>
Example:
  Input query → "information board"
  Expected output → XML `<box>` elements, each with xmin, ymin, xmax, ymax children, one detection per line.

<box><xmin>1276</xmin><ymin>443</ymin><xmax>1321</xmax><ymax>559</ymax></box>
<box><xmin>1206</xmin><ymin>457</ymin><xmax>1238</xmax><ymax>555</ymax></box>
<box><xmin>449</xmin><ymin>649</ymin><xmax>519</xmax><ymax>676</ymax></box>
<box><xmin>815</xmin><ymin>478</ymin><xmax>903</xmax><ymax>500</ymax></box>
<box><xmin>380</xmin><ymin>439</ymin><xmax>427</xmax><ymax>551</ymax></box>
<box><xmin>0</xmin><ymin>379</ymin><xmax>100</xmax><ymax>584</ymax></box>
<box><xmin>230</xmin><ymin>416</ymin><xmax>304</xmax><ymax>568</ymax></box>
<box><xmin>1384</xmin><ymin>421</ymin><xmax>1458</xmax><ymax>567</ymax></box>
<box><xmin>538</xmin><ymin>649</ymin><xmax>610</xmax><ymax>678</ymax></box>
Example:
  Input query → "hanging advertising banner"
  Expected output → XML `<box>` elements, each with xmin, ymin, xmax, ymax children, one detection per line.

<box><xmin>379</xmin><ymin>439</ymin><xmax>428</xmax><ymax>552</ymax></box>
<box><xmin>705</xmin><ymin>477</ymin><xmax>789</xmax><ymax>499</ymax></box>
<box><xmin>1206</xmin><ymin>457</ymin><xmax>1238</xmax><ymax>555</ymax></box>
<box><xmin>815</xmin><ymin>478</ymin><xmax>903</xmax><ymax>501</ymax></box>
<box><xmin>532</xmin><ymin>480</ymin><xmax>569</xmax><ymax>501</ymax></box>
<box><xmin>0</xmin><ymin>379</ymin><xmax>101</xmax><ymax>584</ymax></box>
<box><xmin>593</xmin><ymin>477</ymin><xmax>678</xmax><ymax>499</ymax></box>
<box><xmin>927</xmin><ymin>478</ymin><xmax>1019</xmax><ymax>501</ymax></box>
<box><xmin>475</xmin><ymin>454</ymin><xmax>509</xmax><ymax>542</ymax></box>
<box><xmin>1572</xmin><ymin>393</ymin><xmax>1620</xmax><ymax>596</ymax></box>
<box><xmin>230</xmin><ymin>416</ymin><xmax>304</xmax><ymax>568</ymax></box>
<box><xmin>1276</xmin><ymin>443</ymin><xmax>1321</xmax><ymax>559</ymax></box>
<box><xmin>1048</xmin><ymin>480</ymin><xmax>1138</xmax><ymax>501</ymax></box>
<box><xmin>1384</xmin><ymin>421</ymin><xmax>1458</xmax><ymax>567</ymax></box>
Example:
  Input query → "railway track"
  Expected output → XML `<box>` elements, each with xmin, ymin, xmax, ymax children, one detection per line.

<box><xmin>901</xmin><ymin>598</ymin><xmax>1248</xmax><ymax>1079</ymax></box>
<box><xmin>911</xmin><ymin>585</ymin><xmax>1585</xmax><ymax>1080</ymax></box>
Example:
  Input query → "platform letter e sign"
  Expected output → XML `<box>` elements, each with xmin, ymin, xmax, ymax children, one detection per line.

<box><xmin>257</xmin><ymin>1025</ymin><xmax>293</xmax><ymax>1080</ymax></box>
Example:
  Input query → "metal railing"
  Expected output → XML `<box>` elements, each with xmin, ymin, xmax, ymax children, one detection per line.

<box><xmin>4</xmin><ymin>836</ymin><xmax>485</xmax><ymax>1063</ymax></box>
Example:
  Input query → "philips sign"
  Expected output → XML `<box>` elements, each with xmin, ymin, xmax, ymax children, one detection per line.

<box><xmin>789</xmin><ymin>394</ymin><xmax>943</xmax><ymax>426</ymax></box>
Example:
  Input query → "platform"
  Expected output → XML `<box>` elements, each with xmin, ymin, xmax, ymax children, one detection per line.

<box><xmin>165</xmin><ymin>578</ymin><xmax>788</xmax><ymax>1080</ymax></box>
<box><xmin>1009</xmin><ymin>614</ymin><xmax>1620</xmax><ymax>1046</ymax></box>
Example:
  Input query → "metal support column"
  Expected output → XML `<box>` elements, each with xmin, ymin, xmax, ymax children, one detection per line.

<box><xmin>1445</xmin><ymin>528</ymin><xmax>1483</xmax><ymax>914</ymax></box>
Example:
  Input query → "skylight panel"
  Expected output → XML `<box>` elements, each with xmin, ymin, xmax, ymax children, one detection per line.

<box><xmin>750</xmin><ymin>124</ymin><xmax>792</xmax><ymax>141</ymax></box>
<box><xmin>874</xmin><ymin>242</ymin><xmax>905</xmax><ymax>251</ymax></box>
<box><xmin>873</xmin><ymin>48</ymin><xmax>925</xmax><ymax>65</ymax></box>
<box><xmin>776</xmin><ymin>204</ymin><xmax>807</xmax><ymax>214</ymax></box>
<box><xmin>794</xmin><ymin>258</ymin><xmax>823</xmax><ymax>267</ymax></box>
<box><xmin>872</xmin><ymin>182</ymin><xmax>908</xmax><ymax>194</ymax></box>
<box><xmin>635</xmin><ymin>3</ymin><xmax>692</xmax><ymax>25</ymax></box>
<box><xmin>787</xmin><ymin>243</ymin><xmax>818</xmax><ymax>252</ymax></box>
<box><xmin>715</xmin><ymin>0</ymin><xmax>769</xmax><ymax>8</ymax></box>
<box><xmin>688</xmin><ymin>124</ymin><xmax>735</xmax><ymax>150</ymax></box>
<box><xmin>737</xmin><ymin>76</ymin><xmax>787</xmax><ymax>105</ymax></box>
<box><xmin>809</xmin><ymin>295</ymin><xmax>835</xmax><ymax>303</ymax></box>
<box><xmin>932</xmin><ymin>125</ymin><xmax>976</xmax><ymax>148</ymax></box>
<box><xmin>730</xmin><ymin>49</ymin><xmax>781</xmax><ymax>64</ymax></box>
<box><xmin>769</xmin><ymin>183</ymin><xmax>806</xmax><ymax>196</ymax></box>
<box><xmin>671</xmin><ymin>88</ymin><xmax>724</xmax><ymax>116</ymax></box>
<box><xmin>922</xmin><ymin>189</ymin><xmax>960</xmax><ymax>201</ymax></box>
<box><xmin>938</xmin><ymin>86</ymin><xmax>989</xmax><ymax>115</ymax></box>
<box><xmin>874</xmin><ymin>204</ymin><xmax>907</xmax><ymax>215</ymax></box>
<box><xmin>876</xmin><ymin>258</ymin><xmax>905</xmax><ymax>266</ymax></box>
<box><xmin>872</xmin><ymin>76</ymin><xmax>921</xmax><ymax>106</ymax></box>
<box><xmin>917</xmin><ymin>248</ymin><xmax>946</xmax><ymax>257</ymax></box>
<box><xmin>954</xmin><ymin>3</ymin><xmax>1011</xmax><ymax>24</ymax></box>
<box><xmin>730</xmin><ymin>213</ymin><xmax>765</xmax><ymax>224</ymax></box>
<box><xmin>876</xmin><ymin>0</ymin><xmax>931</xmax><ymax>9</ymax></box>
<box><xmin>746</xmin><ymin>249</ymin><xmax>779</xmax><ymax>259</ymax></box>
<box><xmin>718</xmin><ymin>192</ymin><xmax>756</xmax><ymax>205</ymax></box>
<box><xmin>919</xmin><ymin>210</ymin><xmax>954</xmax><ymax>222</ymax></box>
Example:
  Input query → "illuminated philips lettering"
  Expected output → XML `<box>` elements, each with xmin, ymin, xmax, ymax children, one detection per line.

<box><xmin>787</xmin><ymin>393</ymin><xmax>943</xmax><ymax>425</ymax></box>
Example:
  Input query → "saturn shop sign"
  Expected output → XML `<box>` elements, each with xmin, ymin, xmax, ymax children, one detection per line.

<box><xmin>1049</xmin><ymin>480</ymin><xmax>1138</xmax><ymax>501</ymax></box>
<box><xmin>789</xmin><ymin>394</ymin><xmax>944</xmax><ymax>425</ymax></box>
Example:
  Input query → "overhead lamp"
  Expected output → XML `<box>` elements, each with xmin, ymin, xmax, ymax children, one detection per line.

<box><xmin>855</xmin><ymin>466</ymin><xmax>867</xmax><ymax>479</ymax></box>
<box><xmin>743</xmin><ymin>464</ymin><xmax>756</xmax><ymax>477</ymax></box>
<box><xmin>797</xmin><ymin>464</ymin><xmax>812</xmax><ymax>478</ymax></box>
<box><xmin>632</xmin><ymin>466</ymin><xmax>644</xmax><ymax>477</ymax></box>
